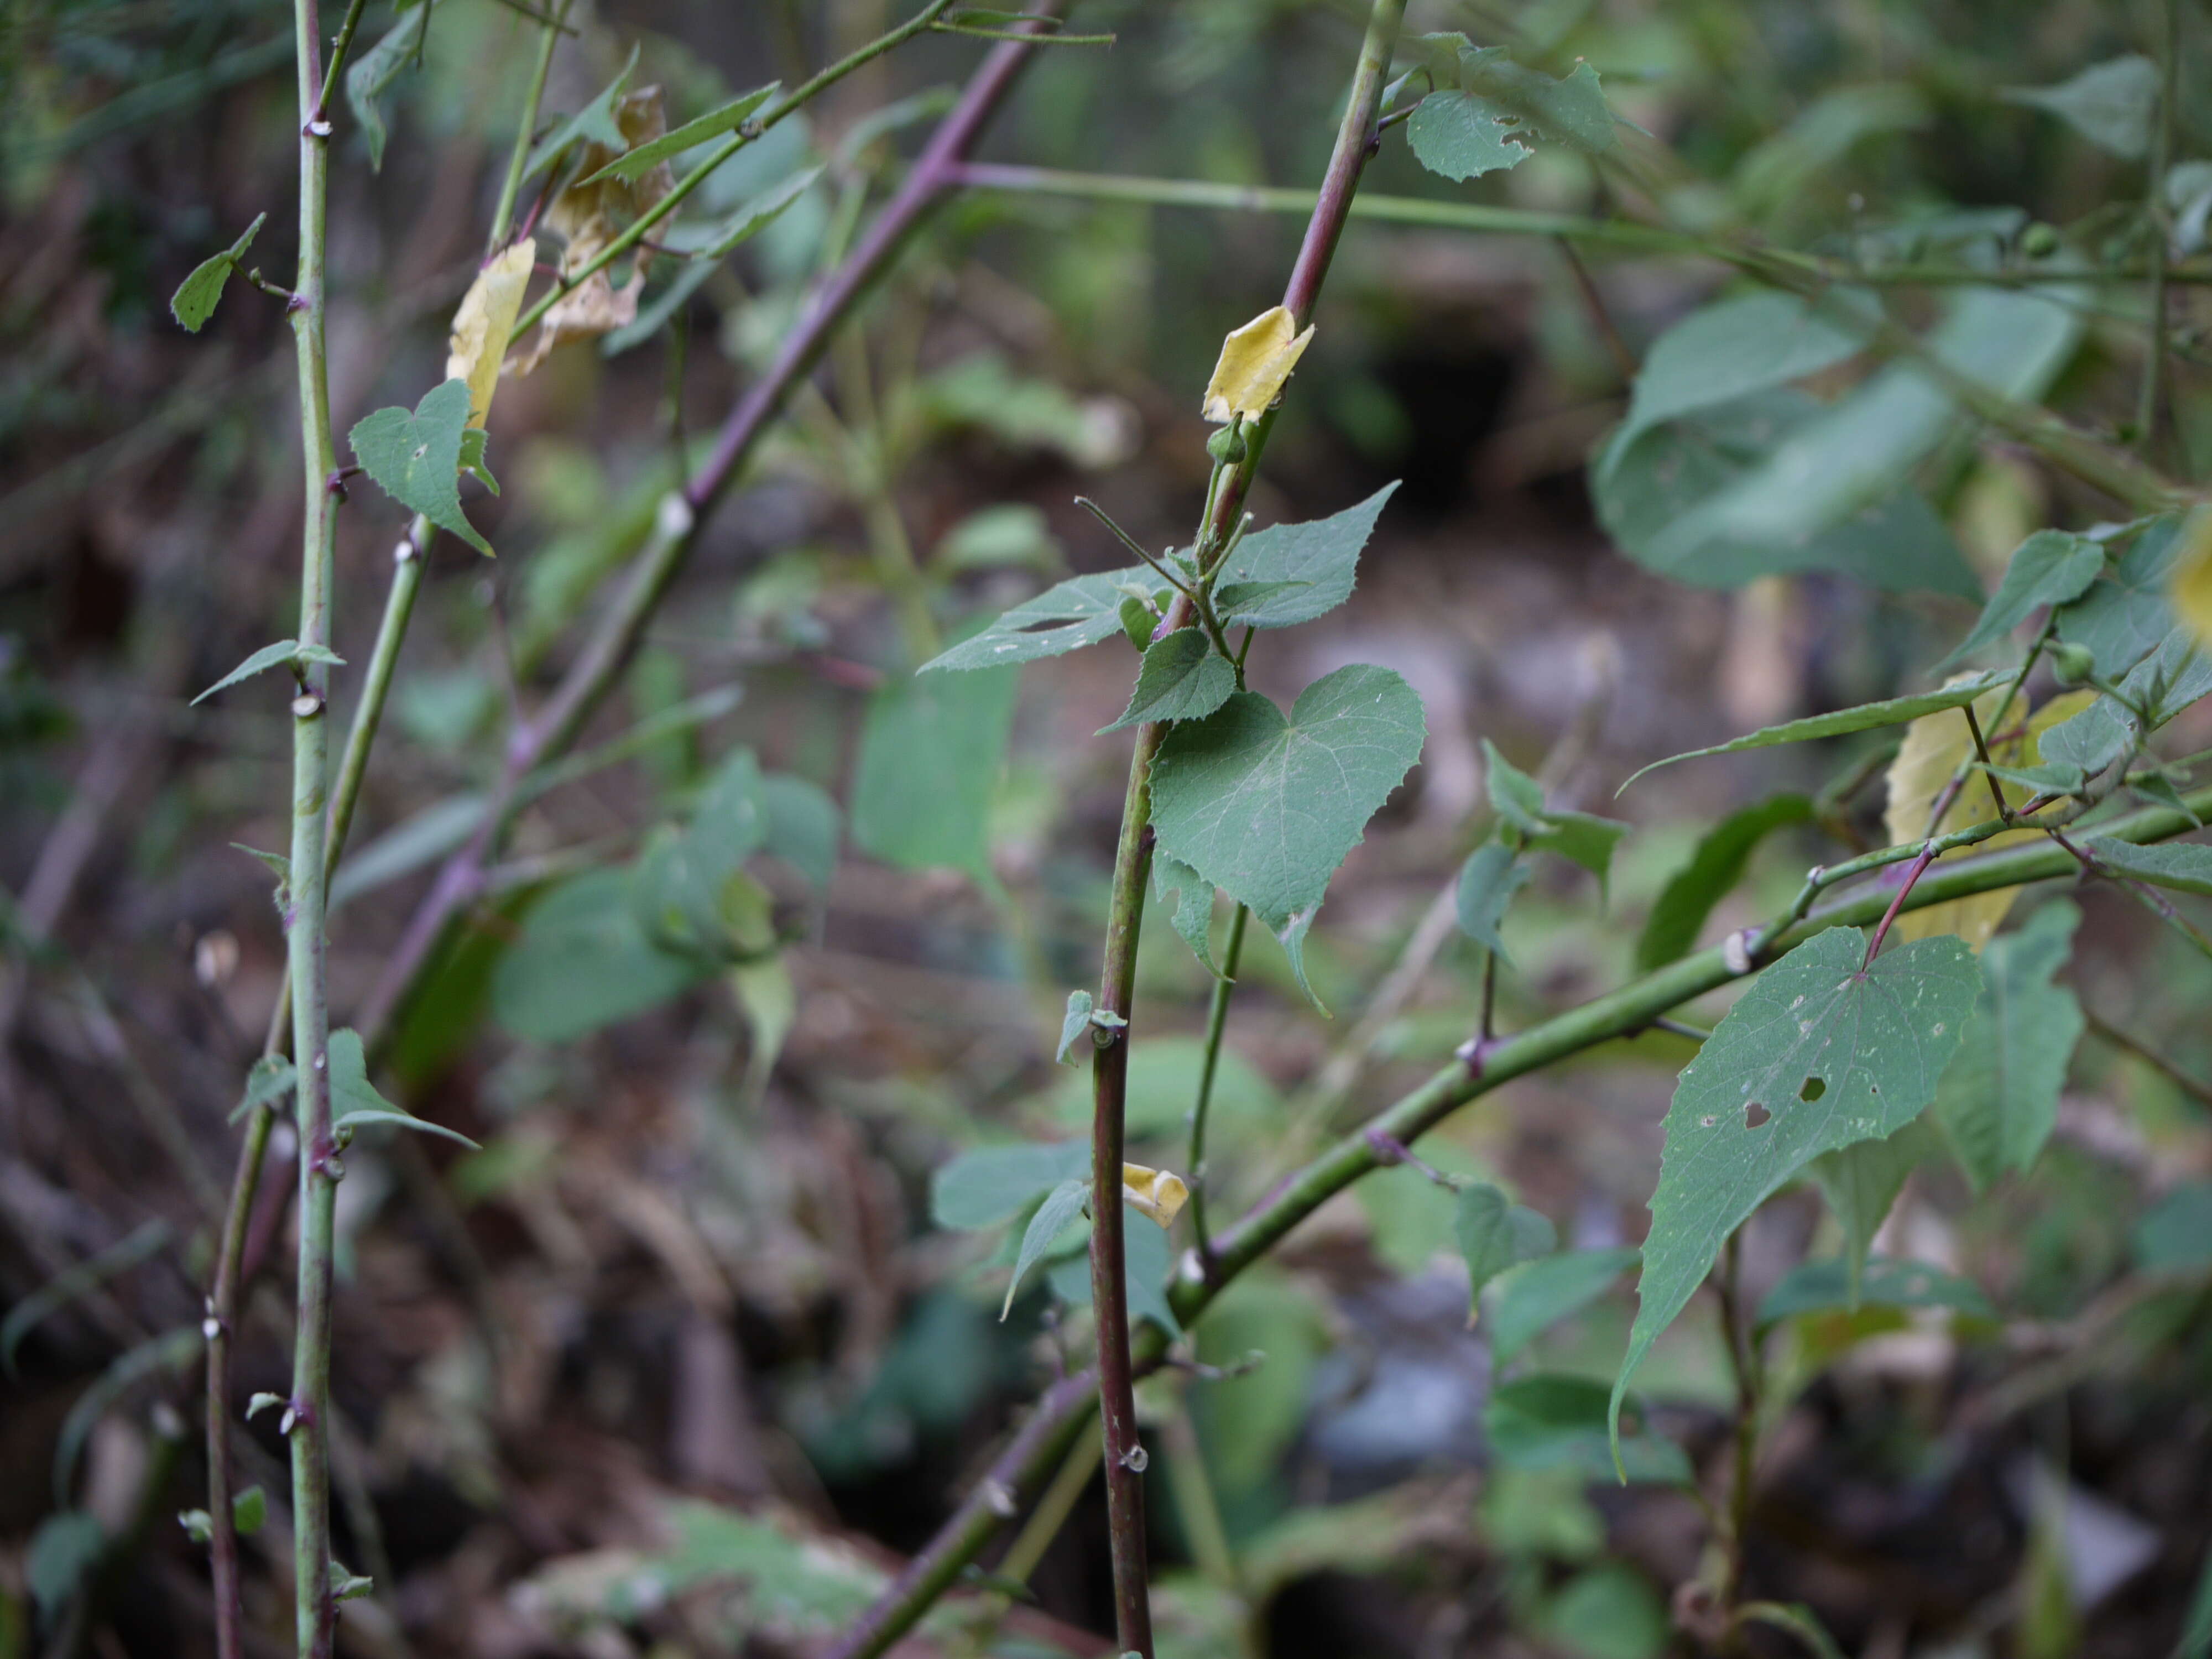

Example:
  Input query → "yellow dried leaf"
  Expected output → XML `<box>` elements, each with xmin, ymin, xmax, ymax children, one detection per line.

<box><xmin>1202</xmin><ymin>305</ymin><xmax>1315</xmax><ymax>424</ymax></box>
<box><xmin>446</xmin><ymin>238</ymin><xmax>535</xmax><ymax>429</ymax></box>
<box><xmin>1885</xmin><ymin>681</ymin><xmax>2096</xmax><ymax>950</ymax></box>
<box><xmin>514</xmin><ymin>87</ymin><xmax>674</xmax><ymax>376</ymax></box>
<box><xmin>1122</xmin><ymin>1162</ymin><xmax>1189</xmax><ymax>1228</ymax></box>
<box><xmin>2172</xmin><ymin>507</ymin><xmax>2212</xmax><ymax>651</ymax></box>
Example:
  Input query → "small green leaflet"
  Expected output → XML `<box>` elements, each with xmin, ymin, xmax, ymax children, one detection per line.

<box><xmin>1808</xmin><ymin>1121</ymin><xmax>1930</xmax><ymax>1302</ymax></box>
<box><xmin>1454</xmin><ymin>1183</ymin><xmax>1556</xmax><ymax>1314</ymax></box>
<box><xmin>1206</xmin><ymin>483</ymin><xmax>1397</xmax><ymax>631</ymax></box>
<box><xmin>2080</xmin><ymin>836</ymin><xmax>2212</xmax><ymax>896</ymax></box>
<box><xmin>1619</xmin><ymin>671</ymin><xmax>2007</xmax><ymax>789</ymax></box>
<box><xmin>1454</xmin><ymin>842</ymin><xmax>1528</xmax><ymax>961</ymax></box>
<box><xmin>1488</xmin><ymin>1248</ymin><xmax>1639</xmax><ymax>1366</ymax></box>
<box><xmin>849</xmin><ymin>662</ymin><xmax>1017</xmax><ymax>883</ymax></box>
<box><xmin>921</xmin><ymin>567</ymin><xmax>1144</xmax><ymax>672</ymax></box>
<box><xmin>1151</xmin><ymin>853</ymin><xmax>1220</xmax><ymax>976</ymax></box>
<box><xmin>1099</xmin><ymin>630</ymin><xmax>1236</xmax><ymax>733</ymax></box>
<box><xmin>328</xmin><ymin>1029</ymin><xmax>479</xmax><ymax>1149</ymax></box>
<box><xmin>349</xmin><ymin>378</ymin><xmax>493</xmax><ymax>557</ymax></box>
<box><xmin>1609</xmin><ymin>291</ymin><xmax>1870</xmax><ymax>462</ymax></box>
<box><xmin>346</xmin><ymin>0</ymin><xmax>431</xmax><ymax>171</ymax></box>
<box><xmin>170</xmin><ymin>213</ymin><xmax>267</xmax><ymax>333</ymax></box>
<box><xmin>1756</xmin><ymin>1255</ymin><xmax>1996</xmax><ymax>1327</ymax></box>
<box><xmin>1057</xmin><ymin>990</ymin><xmax>1095</xmax><ymax>1066</ymax></box>
<box><xmin>521</xmin><ymin>45</ymin><xmax>640</xmax><ymax>181</ymax></box>
<box><xmin>232</xmin><ymin>1486</ymin><xmax>267</xmax><ymax>1537</ymax></box>
<box><xmin>1637</xmin><ymin>794</ymin><xmax>1813</xmax><ymax>971</ymax></box>
<box><xmin>579</xmin><ymin>81</ymin><xmax>781</xmax><ymax>186</ymax></box>
<box><xmin>2002</xmin><ymin>56</ymin><xmax>2158</xmax><ymax>160</ymax></box>
<box><xmin>1481</xmin><ymin>740</ymin><xmax>1627</xmax><ymax>893</ymax></box>
<box><xmin>1004</xmin><ymin>1177</ymin><xmax>1087</xmax><ymax>1318</ymax></box>
<box><xmin>1611</xmin><ymin>926</ymin><xmax>1980</xmax><ymax>1463</ymax></box>
<box><xmin>930</xmin><ymin>1139</ymin><xmax>1089</xmax><ymax>1230</ymax></box>
<box><xmin>1933</xmin><ymin>901</ymin><xmax>2083</xmax><ymax>1191</ymax></box>
<box><xmin>1149</xmin><ymin>665</ymin><xmax>1426</xmax><ymax>1011</ymax></box>
<box><xmin>231</xmin><ymin>1055</ymin><xmax>297</xmax><ymax>1123</ymax></box>
<box><xmin>602</xmin><ymin>165</ymin><xmax>823</xmax><ymax>354</ymax></box>
<box><xmin>1402</xmin><ymin>35</ymin><xmax>1614</xmax><ymax>181</ymax></box>
<box><xmin>1485</xmin><ymin>1375</ymin><xmax>1691</xmax><ymax>1486</ymax></box>
<box><xmin>194</xmin><ymin>640</ymin><xmax>346</xmax><ymax>705</ymax></box>
<box><xmin>1937</xmin><ymin>530</ymin><xmax>2106</xmax><ymax>670</ymax></box>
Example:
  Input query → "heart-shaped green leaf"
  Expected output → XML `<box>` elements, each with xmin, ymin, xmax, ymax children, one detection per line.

<box><xmin>349</xmin><ymin>378</ymin><xmax>492</xmax><ymax>556</ymax></box>
<box><xmin>1150</xmin><ymin>664</ymin><xmax>1426</xmax><ymax>1008</ymax></box>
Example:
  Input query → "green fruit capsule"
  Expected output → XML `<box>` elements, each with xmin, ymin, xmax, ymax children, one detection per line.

<box><xmin>2049</xmin><ymin>640</ymin><xmax>2098</xmax><ymax>684</ymax></box>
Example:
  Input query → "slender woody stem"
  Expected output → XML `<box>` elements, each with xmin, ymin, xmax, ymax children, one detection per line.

<box><xmin>1187</xmin><ymin>904</ymin><xmax>1249</xmax><ymax>1266</ymax></box>
<box><xmin>285</xmin><ymin>2</ymin><xmax>342</xmax><ymax>1652</ymax></box>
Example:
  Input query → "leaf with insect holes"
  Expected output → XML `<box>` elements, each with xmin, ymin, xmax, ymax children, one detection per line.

<box><xmin>1612</xmin><ymin>926</ymin><xmax>1979</xmax><ymax>1463</ymax></box>
<box><xmin>1202</xmin><ymin>306</ymin><xmax>1315</xmax><ymax>423</ymax></box>
<box><xmin>327</xmin><ymin>1029</ymin><xmax>479</xmax><ymax>1149</ymax></box>
<box><xmin>345</xmin><ymin>1</ymin><xmax>430</xmax><ymax>171</ymax></box>
<box><xmin>170</xmin><ymin>213</ymin><xmax>267</xmax><ymax>333</ymax></box>
<box><xmin>1208</xmin><ymin>483</ymin><xmax>1397</xmax><ymax>631</ymax></box>
<box><xmin>1620</xmin><ymin>671</ymin><xmax>2007</xmax><ymax>787</ymax></box>
<box><xmin>1937</xmin><ymin>530</ymin><xmax>2106</xmax><ymax>670</ymax></box>
<box><xmin>194</xmin><ymin>641</ymin><xmax>346</xmax><ymax>705</ymax></box>
<box><xmin>1454</xmin><ymin>1183</ymin><xmax>1556</xmax><ymax>1315</ymax></box>
<box><xmin>1150</xmin><ymin>666</ymin><xmax>1426</xmax><ymax>1011</ymax></box>
<box><xmin>930</xmin><ymin>1140</ymin><xmax>1089</xmax><ymax>1231</ymax></box>
<box><xmin>1637</xmin><ymin>795</ymin><xmax>1814</xmax><ymax>972</ymax></box>
<box><xmin>1003</xmin><ymin>1177</ymin><xmax>1087</xmax><ymax>1318</ymax></box>
<box><xmin>349</xmin><ymin>379</ymin><xmax>493</xmax><ymax>556</ymax></box>
<box><xmin>921</xmin><ymin>567</ymin><xmax>1147</xmax><ymax>672</ymax></box>
<box><xmin>2003</xmin><ymin>56</ymin><xmax>2158</xmax><ymax>159</ymax></box>
<box><xmin>1933</xmin><ymin>901</ymin><xmax>2083</xmax><ymax>1191</ymax></box>
<box><xmin>1099</xmin><ymin>630</ymin><xmax>1237</xmax><ymax>733</ymax></box>
<box><xmin>1455</xmin><ymin>842</ymin><xmax>1528</xmax><ymax>962</ymax></box>
<box><xmin>578</xmin><ymin>80</ymin><xmax>780</xmax><ymax>185</ymax></box>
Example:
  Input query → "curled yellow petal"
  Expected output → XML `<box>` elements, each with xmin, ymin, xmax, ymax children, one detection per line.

<box><xmin>1122</xmin><ymin>1162</ymin><xmax>1190</xmax><ymax>1228</ymax></box>
<box><xmin>2172</xmin><ymin>507</ymin><xmax>2212</xmax><ymax>651</ymax></box>
<box><xmin>1202</xmin><ymin>305</ymin><xmax>1314</xmax><ymax>424</ymax></box>
<box><xmin>446</xmin><ymin>238</ymin><xmax>536</xmax><ymax>429</ymax></box>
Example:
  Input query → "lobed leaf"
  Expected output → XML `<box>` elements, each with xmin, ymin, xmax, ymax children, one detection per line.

<box><xmin>1612</xmin><ymin>927</ymin><xmax>1980</xmax><ymax>1460</ymax></box>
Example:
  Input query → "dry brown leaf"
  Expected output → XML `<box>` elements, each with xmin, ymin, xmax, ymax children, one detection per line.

<box><xmin>1885</xmin><ymin>681</ymin><xmax>2096</xmax><ymax>950</ymax></box>
<box><xmin>514</xmin><ymin>86</ymin><xmax>674</xmax><ymax>375</ymax></box>
<box><xmin>446</xmin><ymin>238</ymin><xmax>536</xmax><ymax>427</ymax></box>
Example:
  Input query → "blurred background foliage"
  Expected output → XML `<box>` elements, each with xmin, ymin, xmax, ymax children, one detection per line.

<box><xmin>2</xmin><ymin>1</ymin><xmax>2210</xmax><ymax>1656</ymax></box>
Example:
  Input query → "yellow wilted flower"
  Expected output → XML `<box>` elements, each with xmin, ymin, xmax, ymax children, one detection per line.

<box><xmin>1202</xmin><ymin>305</ymin><xmax>1314</xmax><ymax>424</ymax></box>
<box><xmin>446</xmin><ymin>238</ymin><xmax>535</xmax><ymax>429</ymax></box>
<box><xmin>1885</xmin><ymin>680</ymin><xmax>2096</xmax><ymax>951</ymax></box>
<box><xmin>1122</xmin><ymin>1163</ymin><xmax>1190</xmax><ymax>1228</ymax></box>
<box><xmin>2171</xmin><ymin>507</ymin><xmax>2212</xmax><ymax>651</ymax></box>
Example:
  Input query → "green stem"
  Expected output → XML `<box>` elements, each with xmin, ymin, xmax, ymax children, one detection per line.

<box><xmin>1187</xmin><ymin>904</ymin><xmax>1248</xmax><ymax>1268</ymax></box>
<box><xmin>510</xmin><ymin>0</ymin><xmax>960</xmax><ymax>338</ymax></box>
<box><xmin>831</xmin><ymin>782</ymin><xmax>2212</xmax><ymax>1658</ymax></box>
<box><xmin>285</xmin><ymin>3</ymin><xmax>342</xmax><ymax>1655</ymax></box>
<box><xmin>2139</xmin><ymin>0</ymin><xmax>2179</xmax><ymax>452</ymax></box>
<box><xmin>488</xmin><ymin>0</ymin><xmax>570</xmax><ymax>254</ymax></box>
<box><xmin>995</xmin><ymin>1431</ymin><xmax>1102</xmax><ymax>1588</ymax></box>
